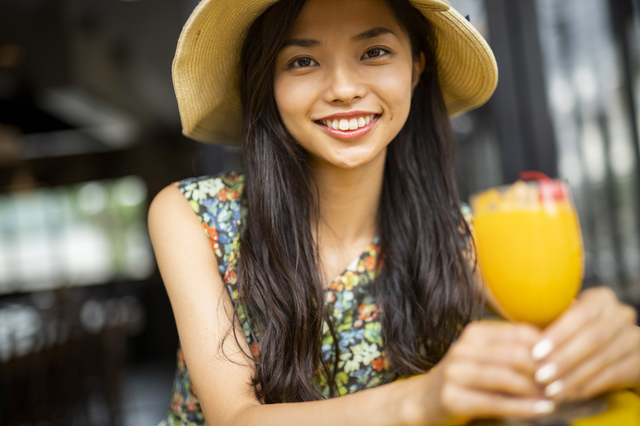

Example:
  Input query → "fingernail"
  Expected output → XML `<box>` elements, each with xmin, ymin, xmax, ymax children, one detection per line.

<box><xmin>545</xmin><ymin>379</ymin><xmax>564</xmax><ymax>397</ymax></box>
<box><xmin>535</xmin><ymin>363</ymin><xmax>557</xmax><ymax>384</ymax></box>
<box><xmin>533</xmin><ymin>400</ymin><xmax>555</xmax><ymax>414</ymax></box>
<box><xmin>532</xmin><ymin>338</ymin><xmax>553</xmax><ymax>361</ymax></box>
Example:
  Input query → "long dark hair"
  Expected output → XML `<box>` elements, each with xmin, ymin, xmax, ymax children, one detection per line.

<box><xmin>235</xmin><ymin>0</ymin><xmax>481</xmax><ymax>403</ymax></box>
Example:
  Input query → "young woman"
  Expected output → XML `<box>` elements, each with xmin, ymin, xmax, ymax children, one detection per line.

<box><xmin>149</xmin><ymin>0</ymin><xmax>640</xmax><ymax>424</ymax></box>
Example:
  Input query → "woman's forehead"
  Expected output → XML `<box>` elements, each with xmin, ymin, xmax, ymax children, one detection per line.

<box><xmin>285</xmin><ymin>0</ymin><xmax>404</xmax><ymax>41</ymax></box>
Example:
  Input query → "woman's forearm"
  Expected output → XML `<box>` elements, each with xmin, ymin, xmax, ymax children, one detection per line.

<box><xmin>219</xmin><ymin>378</ymin><xmax>426</xmax><ymax>426</ymax></box>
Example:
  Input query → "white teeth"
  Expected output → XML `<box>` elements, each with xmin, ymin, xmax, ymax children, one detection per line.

<box><xmin>323</xmin><ymin>115</ymin><xmax>378</xmax><ymax>131</ymax></box>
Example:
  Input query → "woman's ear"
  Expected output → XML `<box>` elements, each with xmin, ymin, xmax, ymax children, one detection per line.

<box><xmin>411</xmin><ymin>52</ymin><xmax>426</xmax><ymax>92</ymax></box>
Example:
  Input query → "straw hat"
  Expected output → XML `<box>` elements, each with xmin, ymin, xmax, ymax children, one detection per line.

<box><xmin>172</xmin><ymin>0</ymin><xmax>498</xmax><ymax>144</ymax></box>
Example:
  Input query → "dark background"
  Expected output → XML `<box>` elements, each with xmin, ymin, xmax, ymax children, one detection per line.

<box><xmin>0</xmin><ymin>0</ymin><xmax>638</xmax><ymax>424</ymax></box>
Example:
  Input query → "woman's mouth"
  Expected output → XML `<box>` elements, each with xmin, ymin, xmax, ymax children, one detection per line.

<box><xmin>314</xmin><ymin>114</ymin><xmax>381</xmax><ymax>140</ymax></box>
<box><xmin>317</xmin><ymin>114</ymin><xmax>379</xmax><ymax>131</ymax></box>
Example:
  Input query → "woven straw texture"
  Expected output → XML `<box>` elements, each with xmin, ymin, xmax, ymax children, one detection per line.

<box><xmin>172</xmin><ymin>0</ymin><xmax>498</xmax><ymax>144</ymax></box>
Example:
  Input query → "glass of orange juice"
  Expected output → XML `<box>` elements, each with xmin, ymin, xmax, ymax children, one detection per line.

<box><xmin>471</xmin><ymin>173</ymin><xmax>610</xmax><ymax>420</ymax></box>
<box><xmin>470</xmin><ymin>171</ymin><xmax>583</xmax><ymax>329</ymax></box>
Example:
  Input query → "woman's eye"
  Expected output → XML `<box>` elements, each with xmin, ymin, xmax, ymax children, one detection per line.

<box><xmin>289</xmin><ymin>57</ymin><xmax>318</xmax><ymax>68</ymax></box>
<box><xmin>362</xmin><ymin>48</ymin><xmax>389</xmax><ymax>59</ymax></box>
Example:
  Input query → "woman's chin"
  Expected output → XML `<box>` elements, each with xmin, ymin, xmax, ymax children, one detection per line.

<box><xmin>313</xmin><ymin>145</ymin><xmax>387</xmax><ymax>171</ymax></box>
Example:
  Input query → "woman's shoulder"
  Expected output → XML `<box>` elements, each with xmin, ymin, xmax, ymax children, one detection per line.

<box><xmin>168</xmin><ymin>170</ymin><xmax>246</xmax><ymax>233</ymax></box>
<box><xmin>173</xmin><ymin>170</ymin><xmax>245</xmax><ymax>203</ymax></box>
<box><xmin>150</xmin><ymin>171</ymin><xmax>246</xmax><ymax>278</ymax></box>
<box><xmin>170</xmin><ymin>170</ymin><xmax>246</xmax><ymax>234</ymax></box>
<box><xmin>148</xmin><ymin>170</ymin><xmax>245</xmax><ymax>235</ymax></box>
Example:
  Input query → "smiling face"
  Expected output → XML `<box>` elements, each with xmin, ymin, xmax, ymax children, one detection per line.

<box><xmin>273</xmin><ymin>0</ymin><xmax>425</xmax><ymax>170</ymax></box>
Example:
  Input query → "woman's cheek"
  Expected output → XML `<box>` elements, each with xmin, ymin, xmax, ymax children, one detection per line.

<box><xmin>274</xmin><ymin>79</ymin><xmax>314</xmax><ymax>131</ymax></box>
<box><xmin>370</xmin><ymin>64</ymin><xmax>414</xmax><ymax>121</ymax></box>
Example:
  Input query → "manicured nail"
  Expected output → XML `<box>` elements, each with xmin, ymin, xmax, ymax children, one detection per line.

<box><xmin>535</xmin><ymin>363</ymin><xmax>557</xmax><ymax>384</ymax></box>
<box><xmin>532</xmin><ymin>338</ymin><xmax>553</xmax><ymax>361</ymax></box>
<box><xmin>533</xmin><ymin>400</ymin><xmax>555</xmax><ymax>414</ymax></box>
<box><xmin>545</xmin><ymin>379</ymin><xmax>564</xmax><ymax>397</ymax></box>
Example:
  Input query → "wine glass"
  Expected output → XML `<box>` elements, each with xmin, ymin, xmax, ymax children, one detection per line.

<box><xmin>469</xmin><ymin>171</ymin><xmax>607</xmax><ymax>423</ymax></box>
<box><xmin>470</xmin><ymin>171</ymin><xmax>583</xmax><ymax>328</ymax></box>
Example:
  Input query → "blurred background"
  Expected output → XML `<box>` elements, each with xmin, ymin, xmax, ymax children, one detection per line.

<box><xmin>0</xmin><ymin>0</ymin><xmax>638</xmax><ymax>424</ymax></box>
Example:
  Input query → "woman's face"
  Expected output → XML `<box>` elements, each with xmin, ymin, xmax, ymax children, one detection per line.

<box><xmin>273</xmin><ymin>0</ymin><xmax>425</xmax><ymax>170</ymax></box>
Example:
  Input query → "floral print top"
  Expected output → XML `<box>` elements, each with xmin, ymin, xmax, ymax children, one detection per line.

<box><xmin>158</xmin><ymin>171</ymin><xmax>394</xmax><ymax>425</ymax></box>
<box><xmin>159</xmin><ymin>171</ymin><xmax>473</xmax><ymax>426</ymax></box>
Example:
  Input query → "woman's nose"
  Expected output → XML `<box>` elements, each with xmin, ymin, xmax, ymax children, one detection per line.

<box><xmin>324</xmin><ymin>63</ymin><xmax>367</xmax><ymax>104</ymax></box>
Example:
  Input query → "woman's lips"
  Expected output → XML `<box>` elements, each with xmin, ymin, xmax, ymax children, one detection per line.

<box><xmin>315</xmin><ymin>114</ymin><xmax>380</xmax><ymax>140</ymax></box>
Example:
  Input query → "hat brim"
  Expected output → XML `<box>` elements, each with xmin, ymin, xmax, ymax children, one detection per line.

<box><xmin>172</xmin><ymin>0</ymin><xmax>498</xmax><ymax>144</ymax></box>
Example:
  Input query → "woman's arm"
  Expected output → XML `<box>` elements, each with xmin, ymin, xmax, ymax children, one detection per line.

<box><xmin>148</xmin><ymin>185</ymin><xmax>553</xmax><ymax>426</ymax></box>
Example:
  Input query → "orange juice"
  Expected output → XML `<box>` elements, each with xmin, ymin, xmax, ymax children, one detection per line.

<box><xmin>472</xmin><ymin>181</ymin><xmax>583</xmax><ymax>328</ymax></box>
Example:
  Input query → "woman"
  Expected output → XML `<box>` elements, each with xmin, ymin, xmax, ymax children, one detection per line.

<box><xmin>149</xmin><ymin>0</ymin><xmax>640</xmax><ymax>424</ymax></box>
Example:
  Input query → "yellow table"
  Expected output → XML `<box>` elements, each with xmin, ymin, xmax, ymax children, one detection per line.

<box><xmin>573</xmin><ymin>390</ymin><xmax>640</xmax><ymax>426</ymax></box>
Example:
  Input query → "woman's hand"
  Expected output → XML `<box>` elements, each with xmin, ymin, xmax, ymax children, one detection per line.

<box><xmin>530</xmin><ymin>287</ymin><xmax>640</xmax><ymax>401</ymax></box>
<box><xmin>411</xmin><ymin>321</ymin><xmax>555</xmax><ymax>426</ymax></box>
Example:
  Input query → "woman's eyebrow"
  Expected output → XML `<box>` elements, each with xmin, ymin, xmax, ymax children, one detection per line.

<box><xmin>281</xmin><ymin>38</ymin><xmax>322</xmax><ymax>49</ymax></box>
<box><xmin>351</xmin><ymin>27</ymin><xmax>396</xmax><ymax>43</ymax></box>
<box><xmin>281</xmin><ymin>27</ymin><xmax>396</xmax><ymax>49</ymax></box>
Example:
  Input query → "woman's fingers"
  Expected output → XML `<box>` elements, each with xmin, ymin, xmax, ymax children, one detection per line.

<box><xmin>475</xmin><ymin>342</ymin><xmax>537</xmax><ymax>375</ymax></box>
<box><xmin>450</xmin><ymin>322</ymin><xmax>541</xmax><ymax>378</ymax></box>
<box><xmin>440</xmin><ymin>384</ymin><xmax>555</xmax><ymax>419</ymax></box>
<box><xmin>533</xmin><ymin>303</ymin><xmax>635</xmax><ymax>386</ymax></box>
<box><xmin>532</xmin><ymin>288</ymin><xmax>617</xmax><ymax>363</ymax></box>
<box><xmin>539</xmin><ymin>323</ymin><xmax>639</xmax><ymax>399</ymax></box>
<box><xmin>444</xmin><ymin>360</ymin><xmax>542</xmax><ymax>396</ymax></box>
<box><xmin>448</xmin><ymin>341</ymin><xmax>538</xmax><ymax>375</ymax></box>
<box><xmin>528</xmin><ymin>287</ymin><xmax>640</xmax><ymax>401</ymax></box>
<box><xmin>425</xmin><ymin>321</ymin><xmax>554</xmax><ymax>424</ymax></box>
<box><xmin>570</xmin><ymin>327</ymin><xmax>640</xmax><ymax>400</ymax></box>
<box><xmin>574</xmin><ymin>350</ymin><xmax>640</xmax><ymax>400</ymax></box>
<box><xmin>441</xmin><ymin>321</ymin><xmax>543</xmax><ymax>399</ymax></box>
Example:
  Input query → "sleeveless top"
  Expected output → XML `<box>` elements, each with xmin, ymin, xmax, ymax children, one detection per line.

<box><xmin>159</xmin><ymin>171</ymin><xmax>474</xmax><ymax>425</ymax></box>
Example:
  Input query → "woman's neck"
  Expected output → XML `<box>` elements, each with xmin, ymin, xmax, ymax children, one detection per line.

<box><xmin>309</xmin><ymin>147</ymin><xmax>386</xmax><ymax>255</ymax></box>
